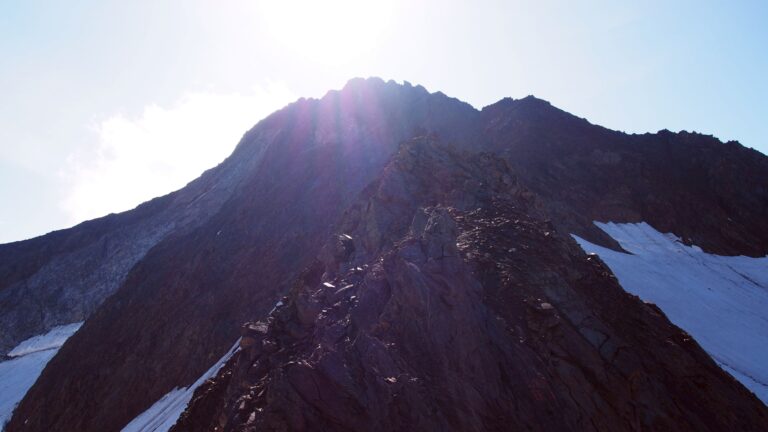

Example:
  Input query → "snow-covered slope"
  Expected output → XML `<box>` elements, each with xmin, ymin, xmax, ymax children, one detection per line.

<box><xmin>573</xmin><ymin>222</ymin><xmax>768</xmax><ymax>404</ymax></box>
<box><xmin>121</xmin><ymin>340</ymin><xmax>240</xmax><ymax>432</ymax></box>
<box><xmin>7</xmin><ymin>323</ymin><xmax>83</xmax><ymax>358</ymax></box>
<box><xmin>0</xmin><ymin>323</ymin><xmax>82</xmax><ymax>429</ymax></box>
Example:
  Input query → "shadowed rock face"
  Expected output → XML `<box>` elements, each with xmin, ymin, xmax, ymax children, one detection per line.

<box><xmin>480</xmin><ymin>97</ymin><xmax>768</xmax><ymax>256</ymax></box>
<box><xmin>173</xmin><ymin>140</ymin><xmax>767</xmax><ymax>431</ymax></box>
<box><xmin>5</xmin><ymin>79</ymin><xmax>768</xmax><ymax>431</ymax></box>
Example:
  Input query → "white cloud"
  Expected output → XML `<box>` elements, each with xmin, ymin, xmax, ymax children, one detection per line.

<box><xmin>61</xmin><ymin>83</ymin><xmax>295</xmax><ymax>223</ymax></box>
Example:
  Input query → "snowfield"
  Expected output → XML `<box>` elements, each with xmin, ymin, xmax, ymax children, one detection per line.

<box><xmin>573</xmin><ymin>222</ymin><xmax>768</xmax><ymax>404</ymax></box>
<box><xmin>0</xmin><ymin>322</ymin><xmax>82</xmax><ymax>429</ymax></box>
<box><xmin>121</xmin><ymin>340</ymin><xmax>240</xmax><ymax>432</ymax></box>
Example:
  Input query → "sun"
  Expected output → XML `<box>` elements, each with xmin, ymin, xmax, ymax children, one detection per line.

<box><xmin>256</xmin><ymin>0</ymin><xmax>395</xmax><ymax>64</ymax></box>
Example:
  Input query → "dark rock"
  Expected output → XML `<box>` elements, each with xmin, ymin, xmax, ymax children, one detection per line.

<box><xmin>5</xmin><ymin>79</ymin><xmax>768</xmax><ymax>432</ymax></box>
<box><xmin>173</xmin><ymin>135</ymin><xmax>767</xmax><ymax>432</ymax></box>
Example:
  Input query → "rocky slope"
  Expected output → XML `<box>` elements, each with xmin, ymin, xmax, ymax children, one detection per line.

<box><xmin>480</xmin><ymin>96</ymin><xmax>768</xmax><ymax>256</ymax></box>
<box><xmin>4</xmin><ymin>78</ymin><xmax>768</xmax><ymax>431</ymax></box>
<box><xmin>174</xmin><ymin>138</ymin><xmax>767</xmax><ymax>431</ymax></box>
<box><xmin>0</xmin><ymin>128</ymin><xmax>255</xmax><ymax>355</ymax></box>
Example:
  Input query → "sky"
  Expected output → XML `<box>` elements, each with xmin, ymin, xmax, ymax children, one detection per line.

<box><xmin>1</xmin><ymin>0</ymin><xmax>766</xmax><ymax>243</ymax></box>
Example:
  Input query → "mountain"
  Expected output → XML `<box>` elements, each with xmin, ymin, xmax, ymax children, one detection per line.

<box><xmin>2</xmin><ymin>78</ymin><xmax>767</xmax><ymax>431</ymax></box>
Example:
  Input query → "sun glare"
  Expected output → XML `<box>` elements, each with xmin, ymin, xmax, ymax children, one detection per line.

<box><xmin>257</xmin><ymin>0</ymin><xmax>395</xmax><ymax>64</ymax></box>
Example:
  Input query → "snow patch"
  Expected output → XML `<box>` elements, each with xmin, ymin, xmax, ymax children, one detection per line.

<box><xmin>8</xmin><ymin>322</ymin><xmax>83</xmax><ymax>358</ymax></box>
<box><xmin>121</xmin><ymin>340</ymin><xmax>240</xmax><ymax>432</ymax></box>
<box><xmin>573</xmin><ymin>222</ymin><xmax>768</xmax><ymax>404</ymax></box>
<box><xmin>269</xmin><ymin>300</ymin><xmax>284</xmax><ymax>314</ymax></box>
<box><xmin>1</xmin><ymin>322</ymin><xmax>82</xmax><ymax>429</ymax></box>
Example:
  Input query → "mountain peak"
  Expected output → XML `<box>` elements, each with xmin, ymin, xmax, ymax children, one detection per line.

<box><xmin>4</xmin><ymin>80</ymin><xmax>768</xmax><ymax>432</ymax></box>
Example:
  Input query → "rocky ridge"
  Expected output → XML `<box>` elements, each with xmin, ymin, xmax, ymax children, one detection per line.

<box><xmin>480</xmin><ymin>96</ymin><xmax>768</xmax><ymax>256</ymax></box>
<box><xmin>173</xmin><ymin>138</ymin><xmax>767</xmax><ymax>431</ymax></box>
<box><xmin>4</xmin><ymin>78</ymin><xmax>768</xmax><ymax>431</ymax></box>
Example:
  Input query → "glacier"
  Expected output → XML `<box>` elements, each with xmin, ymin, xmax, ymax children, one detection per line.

<box><xmin>573</xmin><ymin>222</ymin><xmax>768</xmax><ymax>404</ymax></box>
<box><xmin>0</xmin><ymin>322</ymin><xmax>82</xmax><ymax>429</ymax></box>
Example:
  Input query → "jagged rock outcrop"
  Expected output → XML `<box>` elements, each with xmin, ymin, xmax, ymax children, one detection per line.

<box><xmin>5</xmin><ymin>78</ymin><xmax>768</xmax><ymax>431</ymax></box>
<box><xmin>173</xmin><ymin>139</ymin><xmax>767</xmax><ymax>431</ymax></box>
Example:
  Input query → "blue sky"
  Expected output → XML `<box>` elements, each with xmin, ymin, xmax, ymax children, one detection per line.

<box><xmin>1</xmin><ymin>0</ymin><xmax>766</xmax><ymax>243</ymax></box>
